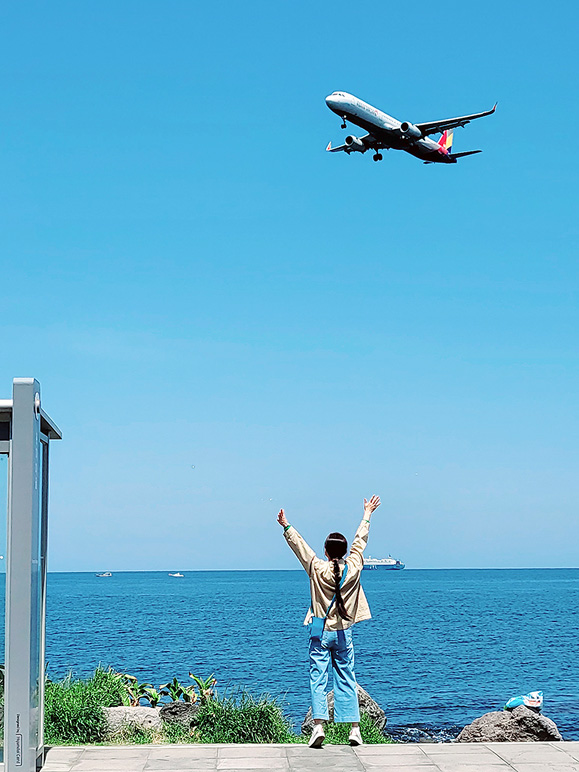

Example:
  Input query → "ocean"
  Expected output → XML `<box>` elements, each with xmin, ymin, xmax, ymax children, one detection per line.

<box><xmin>46</xmin><ymin>569</ymin><xmax>579</xmax><ymax>740</ymax></box>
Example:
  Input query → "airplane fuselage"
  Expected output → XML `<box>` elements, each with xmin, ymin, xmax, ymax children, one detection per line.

<box><xmin>326</xmin><ymin>92</ymin><xmax>455</xmax><ymax>164</ymax></box>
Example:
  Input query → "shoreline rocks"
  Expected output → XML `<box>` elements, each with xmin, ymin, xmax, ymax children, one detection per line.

<box><xmin>103</xmin><ymin>706</ymin><xmax>162</xmax><ymax>737</ymax></box>
<box><xmin>457</xmin><ymin>705</ymin><xmax>563</xmax><ymax>743</ymax></box>
<box><xmin>301</xmin><ymin>685</ymin><xmax>386</xmax><ymax>735</ymax></box>
<box><xmin>160</xmin><ymin>701</ymin><xmax>200</xmax><ymax>728</ymax></box>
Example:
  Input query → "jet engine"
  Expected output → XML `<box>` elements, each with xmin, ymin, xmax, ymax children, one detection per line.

<box><xmin>399</xmin><ymin>122</ymin><xmax>422</xmax><ymax>140</ymax></box>
<box><xmin>344</xmin><ymin>135</ymin><xmax>366</xmax><ymax>152</ymax></box>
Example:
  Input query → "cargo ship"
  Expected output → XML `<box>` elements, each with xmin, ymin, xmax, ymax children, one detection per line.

<box><xmin>363</xmin><ymin>555</ymin><xmax>405</xmax><ymax>570</ymax></box>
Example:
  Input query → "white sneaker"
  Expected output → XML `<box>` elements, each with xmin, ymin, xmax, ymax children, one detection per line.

<box><xmin>308</xmin><ymin>724</ymin><xmax>325</xmax><ymax>748</ymax></box>
<box><xmin>349</xmin><ymin>726</ymin><xmax>363</xmax><ymax>746</ymax></box>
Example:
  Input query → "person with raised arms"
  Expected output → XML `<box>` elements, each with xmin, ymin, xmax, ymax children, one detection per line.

<box><xmin>277</xmin><ymin>495</ymin><xmax>381</xmax><ymax>748</ymax></box>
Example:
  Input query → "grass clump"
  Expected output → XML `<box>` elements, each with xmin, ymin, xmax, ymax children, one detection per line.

<box><xmin>161</xmin><ymin>721</ymin><xmax>197</xmax><ymax>743</ymax></box>
<box><xmin>195</xmin><ymin>690</ymin><xmax>296</xmax><ymax>743</ymax></box>
<box><xmin>45</xmin><ymin>667</ymin><xmax>128</xmax><ymax>744</ymax></box>
<box><xmin>45</xmin><ymin>676</ymin><xmax>106</xmax><ymax>744</ymax></box>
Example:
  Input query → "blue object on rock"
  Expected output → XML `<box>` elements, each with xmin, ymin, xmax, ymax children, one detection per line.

<box><xmin>505</xmin><ymin>691</ymin><xmax>543</xmax><ymax>711</ymax></box>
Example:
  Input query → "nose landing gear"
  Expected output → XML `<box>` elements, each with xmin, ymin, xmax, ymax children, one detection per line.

<box><xmin>373</xmin><ymin>153</ymin><xmax>383</xmax><ymax>162</ymax></box>
<box><xmin>341</xmin><ymin>116</ymin><xmax>347</xmax><ymax>129</ymax></box>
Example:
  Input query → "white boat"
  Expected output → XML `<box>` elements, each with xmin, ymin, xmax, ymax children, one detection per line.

<box><xmin>363</xmin><ymin>555</ymin><xmax>405</xmax><ymax>571</ymax></box>
<box><xmin>169</xmin><ymin>572</ymin><xmax>184</xmax><ymax>577</ymax></box>
<box><xmin>96</xmin><ymin>571</ymin><xmax>112</xmax><ymax>577</ymax></box>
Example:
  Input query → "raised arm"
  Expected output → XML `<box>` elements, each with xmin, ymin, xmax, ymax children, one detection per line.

<box><xmin>277</xmin><ymin>508</ymin><xmax>320</xmax><ymax>575</ymax></box>
<box><xmin>347</xmin><ymin>495</ymin><xmax>381</xmax><ymax>571</ymax></box>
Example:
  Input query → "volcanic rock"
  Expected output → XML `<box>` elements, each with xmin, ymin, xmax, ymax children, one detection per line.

<box><xmin>457</xmin><ymin>705</ymin><xmax>563</xmax><ymax>743</ymax></box>
<box><xmin>302</xmin><ymin>684</ymin><xmax>386</xmax><ymax>735</ymax></box>
<box><xmin>160</xmin><ymin>700</ymin><xmax>200</xmax><ymax>728</ymax></box>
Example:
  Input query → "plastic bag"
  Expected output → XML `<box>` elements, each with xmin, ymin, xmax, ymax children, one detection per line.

<box><xmin>505</xmin><ymin>690</ymin><xmax>543</xmax><ymax>711</ymax></box>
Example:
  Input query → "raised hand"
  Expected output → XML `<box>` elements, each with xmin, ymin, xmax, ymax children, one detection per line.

<box><xmin>363</xmin><ymin>495</ymin><xmax>381</xmax><ymax>516</ymax></box>
<box><xmin>277</xmin><ymin>508</ymin><xmax>289</xmax><ymax>528</ymax></box>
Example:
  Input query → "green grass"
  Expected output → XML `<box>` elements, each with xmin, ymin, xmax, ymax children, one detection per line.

<box><xmin>45</xmin><ymin>676</ymin><xmax>106</xmax><ymax>744</ymax></box>
<box><xmin>194</xmin><ymin>691</ymin><xmax>297</xmax><ymax>744</ymax></box>
<box><xmin>44</xmin><ymin>667</ymin><xmax>128</xmax><ymax>744</ymax></box>
<box><xmin>161</xmin><ymin>721</ymin><xmax>198</xmax><ymax>743</ymax></box>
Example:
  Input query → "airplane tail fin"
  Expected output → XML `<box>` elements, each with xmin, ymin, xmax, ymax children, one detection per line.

<box><xmin>439</xmin><ymin>129</ymin><xmax>454</xmax><ymax>154</ymax></box>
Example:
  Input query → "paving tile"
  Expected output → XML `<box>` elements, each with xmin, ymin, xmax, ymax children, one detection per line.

<box><xmin>492</xmin><ymin>746</ymin><xmax>573</xmax><ymax>764</ymax></box>
<box><xmin>145</xmin><ymin>761</ymin><xmax>217</xmax><ymax>771</ymax></box>
<box><xmin>355</xmin><ymin>745</ymin><xmax>428</xmax><ymax>755</ymax></box>
<box><xmin>359</xmin><ymin>766</ymin><xmax>440</xmax><ymax>772</ymax></box>
<box><xmin>69</xmin><ymin>763</ymin><xmax>147</xmax><ymax>772</ymax></box>
<box><xmin>421</xmin><ymin>750</ymin><xmax>505</xmax><ymax>764</ymax></box>
<box><xmin>217</xmin><ymin>760</ymin><xmax>289</xmax><ymax>771</ymax></box>
<box><xmin>46</xmin><ymin>749</ymin><xmax>85</xmax><ymax>760</ymax></box>
<box><xmin>81</xmin><ymin>750</ymin><xmax>150</xmax><ymax>760</ymax></box>
<box><xmin>147</xmin><ymin>748</ymin><xmax>218</xmax><ymax>759</ymax></box>
<box><xmin>423</xmin><ymin>743</ymin><xmax>496</xmax><ymax>753</ymax></box>
<box><xmin>359</xmin><ymin>759</ymin><xmax>439</xmax><ymax>769</ymax></box>
<box><xmin>431</xmin><ymin>763</ymin><xmax>514</xmax><ymax>772</ymax></box>
<box><xmin>510</xmin><ymin>766</ymin><xmax>579</xmax><ymax>772</ymax></box>
<box><xmin>356</xmin><ymin>752</ymin><xmax>437</xmax><ymax>767</ymax></box>
<box><xmin>218</xmin><ymin>747</ymin><xmax>287</xmax><ymax>758</ymax></box>
<box><xmin>288</xmin><ymin>756</ymin><xmax>364</xmax><ymax>771</ymax></box>
<box><xmin>42</xmin><ymin>764</ymin><xmax>76</xmax><ymax>772</ymax></box>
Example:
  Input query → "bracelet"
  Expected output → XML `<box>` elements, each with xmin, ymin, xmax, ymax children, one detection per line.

<box><xmin>284</xmin><ymin>524</ymin><xmax>292</xmax><ymax>532</ymax></box>
<box><xmin>363</xmin><ymin>519</ymin><xmax>371</xmax><ymax>524</ymax></box>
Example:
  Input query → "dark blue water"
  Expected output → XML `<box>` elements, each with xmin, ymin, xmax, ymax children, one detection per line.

<box><xmin>46</xmin><ymin>569</ymin><xmax>579</xmax><ymax>739</ymax></box>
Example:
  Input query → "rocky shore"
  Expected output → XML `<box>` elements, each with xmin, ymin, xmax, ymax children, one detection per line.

<box><xmin>103</xmin><ymin>687</ymin><xmax>565</xmax><ymax>744</ymax></box>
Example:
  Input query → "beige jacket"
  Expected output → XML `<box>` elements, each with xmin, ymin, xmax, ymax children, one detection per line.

<box><xmin>284</xmin><ymin>517</ymin><xmax>372</xmax><ymax>630</ymax></box>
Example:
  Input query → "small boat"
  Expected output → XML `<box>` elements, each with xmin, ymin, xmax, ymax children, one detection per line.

<box><xmin>363</xmin><ymin>556</ymin><xmax>405</xmax><ymax>571</ymax></box>
<box><xmin>169</xmin><ymin>572</ymin><xmax>184</xmax><ymax>577</ymax></box>
<box><xmin>96</xmin><ymin>571</ymin><xmax>112</xmax><ymax>577</ymax></box>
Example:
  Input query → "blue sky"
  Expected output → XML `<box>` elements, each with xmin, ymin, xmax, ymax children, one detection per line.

<box><xmin>2</xmin><ymin>1</ymin><xmax>577</xmax><ymax>570</ymax></box>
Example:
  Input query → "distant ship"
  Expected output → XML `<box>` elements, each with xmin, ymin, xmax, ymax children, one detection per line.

<box><xmin>363</xmin><ymin>556</ymin><xmax>405</xmax><ymax>571</ymax></box>
<box><xmin>96</xmin><ymin>571</ymin><xmax>112</xmax><ymax>577</ymax></box>
<box><xmin>169</xmin><ymin>572</ymin><xmax>184</xmax><ymax>577</ymax></box>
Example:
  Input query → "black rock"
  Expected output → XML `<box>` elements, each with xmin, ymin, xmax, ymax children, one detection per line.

<box><xmin>159</xmin><ymin>701</ymin><xmax>200</xmax><ymax>728</ymax></box>
<box><xmin>457</xmin><ymin>705</ymin><xmax>563</xmax><ymax>743</ymax></box>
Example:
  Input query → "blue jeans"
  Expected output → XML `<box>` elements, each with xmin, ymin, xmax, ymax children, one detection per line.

<box><xmin>309</xmin><ymin>628</ymin><xmax>360</xmax><ymax>723</ymax></box>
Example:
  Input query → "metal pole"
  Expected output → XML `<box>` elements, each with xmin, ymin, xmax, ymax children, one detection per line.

<box><xmin>5</xmin><ymin>379</ymin><xmax>41</xmax><ymax>772</ymax></box>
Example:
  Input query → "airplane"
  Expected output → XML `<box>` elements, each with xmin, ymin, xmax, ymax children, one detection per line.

<box><xmin>325</xmin><ymin>92</ymin><xmax>497</xmax><ymax>164</ymax></box>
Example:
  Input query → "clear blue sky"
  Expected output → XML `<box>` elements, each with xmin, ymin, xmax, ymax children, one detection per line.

<box><xmin>2</xmin><ymin>1</ymin><xmax>577</xmax><ymax>570</ymax></box>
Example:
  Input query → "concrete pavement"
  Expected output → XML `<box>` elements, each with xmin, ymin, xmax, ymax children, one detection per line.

<box><xmin>41</xmin><ymin>742</ymin><xmax>579</xmax><ymax>772</ymax></box>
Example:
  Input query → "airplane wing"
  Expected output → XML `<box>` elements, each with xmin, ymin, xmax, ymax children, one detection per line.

<box><xmin>415</xmin><ymin>103</ymin><xmax>497</xmax><ymax>137</ymax></box>
<box><xmin>326</xmin><ymin>133</ymin><xmax>377</xmax><ymax>153</ymax></box>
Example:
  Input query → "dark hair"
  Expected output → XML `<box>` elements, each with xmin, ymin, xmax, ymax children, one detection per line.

<box><xmin>324</xmin><ymin>532</ymin><xmax>350</xmax><ymax>620</ymax></box>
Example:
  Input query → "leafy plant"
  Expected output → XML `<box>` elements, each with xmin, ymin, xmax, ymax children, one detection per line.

<box><xmin>159</xmin><ymin>677</ymin><xmax>185</xmax><ymax>702</ymax></box>
<box><xmin>189</xmin><ymin>673</ymin><xmax>216</xmax><ymax>702</ymax></box>
<box><xmin>144</xmin><ymin>687</ymin><xmax>162</xmax><ymax>708</ymax></box>
<box><xmin>122</xmin><ymin>674</ymin><xmax>153</xmax><ymax>707</ymax></box>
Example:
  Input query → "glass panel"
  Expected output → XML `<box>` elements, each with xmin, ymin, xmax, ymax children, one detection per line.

<box><xmin>37</xmin><ymin>441</ymin><xmax>49</xmax><ymax>753</ymax></box>
<box><xmin>0</xmin><ymin>453</ymin><xmax>7</xmax><ymax>762</ymax></box>
<box><xmin>29</xmin><ymin>441</ymin><xmax>43</xmax><ymax>758</ymax></box>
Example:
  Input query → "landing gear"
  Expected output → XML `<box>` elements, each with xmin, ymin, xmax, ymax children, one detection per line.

<box><xmin>373</xmin><ymin>153</ymin><xmax>383</xmax><ymax>162</ymax></box>
<box><xmin>341</xmin><ymin>116</ymin><xmax>347</xmax><ymax>129</ymax></box>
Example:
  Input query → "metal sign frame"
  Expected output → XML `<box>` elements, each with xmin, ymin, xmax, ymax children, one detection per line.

<box><xmin>2</xmin><ymin>379</ymin><xmax>61</xmax><ymax>772</ymax></box>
